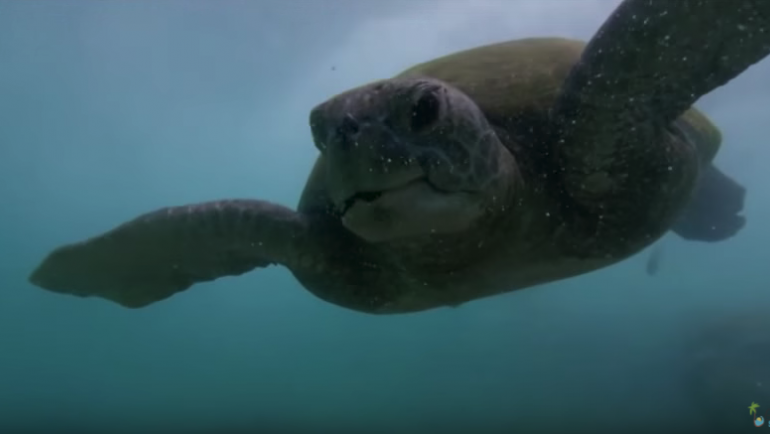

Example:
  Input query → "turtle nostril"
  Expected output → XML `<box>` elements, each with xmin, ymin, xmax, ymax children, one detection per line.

<box><xmin>338</xmin><ymin>114</ymin><xmax>360</xmax><ymax>137</ymax></box>
<box><xmin>334</xmin><ymin>114</ymin><xmax>361</xmax><ymax>150</ymax></box>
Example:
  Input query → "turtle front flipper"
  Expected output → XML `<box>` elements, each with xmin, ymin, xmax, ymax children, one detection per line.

<box><xmin>29</xmin><ymin>200</ymin><xmax>315</xmax><ymax>308</ymax></box>
<box><xmin>551</xmin><ymin>0</ymin><xmax>769</xmax><ymax>237</ymax></box>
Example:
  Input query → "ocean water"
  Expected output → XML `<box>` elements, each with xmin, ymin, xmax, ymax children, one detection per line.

<box><xmin>1</xmin><ymin>1</ymin><xmax>769</xmax><ymax>433</ymax></box>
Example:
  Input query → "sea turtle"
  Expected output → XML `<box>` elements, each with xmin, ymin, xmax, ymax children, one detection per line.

<box><xmin>29</xmin><ymin>0</ymin><xmax>770</xmax><ymax>313</ymax></box>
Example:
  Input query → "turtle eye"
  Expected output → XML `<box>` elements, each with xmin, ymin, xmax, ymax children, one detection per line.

<box><xmin>409</xmin><ymin>91</ymin><xmax>440</xmax><ymax>133</ymax></box>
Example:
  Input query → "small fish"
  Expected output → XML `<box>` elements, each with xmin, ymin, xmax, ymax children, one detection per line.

<box><xmin>645</xmin><ymin>243</ymin><xmax>664</xmax><ymax>276</ymax></box>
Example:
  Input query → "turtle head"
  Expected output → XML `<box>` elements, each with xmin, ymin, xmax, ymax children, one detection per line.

<box><xmin>309</xmin><ymin>77</ymin><xmax>515</xmax><ymax>243</ymax></box>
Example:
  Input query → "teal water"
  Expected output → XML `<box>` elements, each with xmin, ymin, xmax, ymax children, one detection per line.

<box><xmin>1</xmin><ymin>1</ymin><xmax>769</xmax><ymax>433</ymax></box>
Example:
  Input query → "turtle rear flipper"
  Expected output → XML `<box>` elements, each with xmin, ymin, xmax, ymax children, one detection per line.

<box><xmin>672</xmin><ymin>164</ymin><xmax>747</xmax><ymax>242</ymax></box>
<box><xmin>28</xmin><ymin>200</ymin><xmax>314</xmax><ymax>308</ymax></box>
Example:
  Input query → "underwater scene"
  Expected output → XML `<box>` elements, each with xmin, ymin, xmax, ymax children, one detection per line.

<box><xmin>1</xmin><ymin>1</ymin><xmax>769</xmax><ymax>433</ymax></box>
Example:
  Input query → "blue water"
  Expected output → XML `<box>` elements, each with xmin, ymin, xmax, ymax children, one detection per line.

<box><xmin>1</xmin><ymin>1</ymin><xmax>769</xmax><ymax>433</ymax></box>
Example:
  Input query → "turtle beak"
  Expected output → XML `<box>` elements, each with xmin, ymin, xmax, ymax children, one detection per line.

<box><xmin>331</xmin><ymin>167</ymin><xmax>425</xmax><ymax>215</ymax></box>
